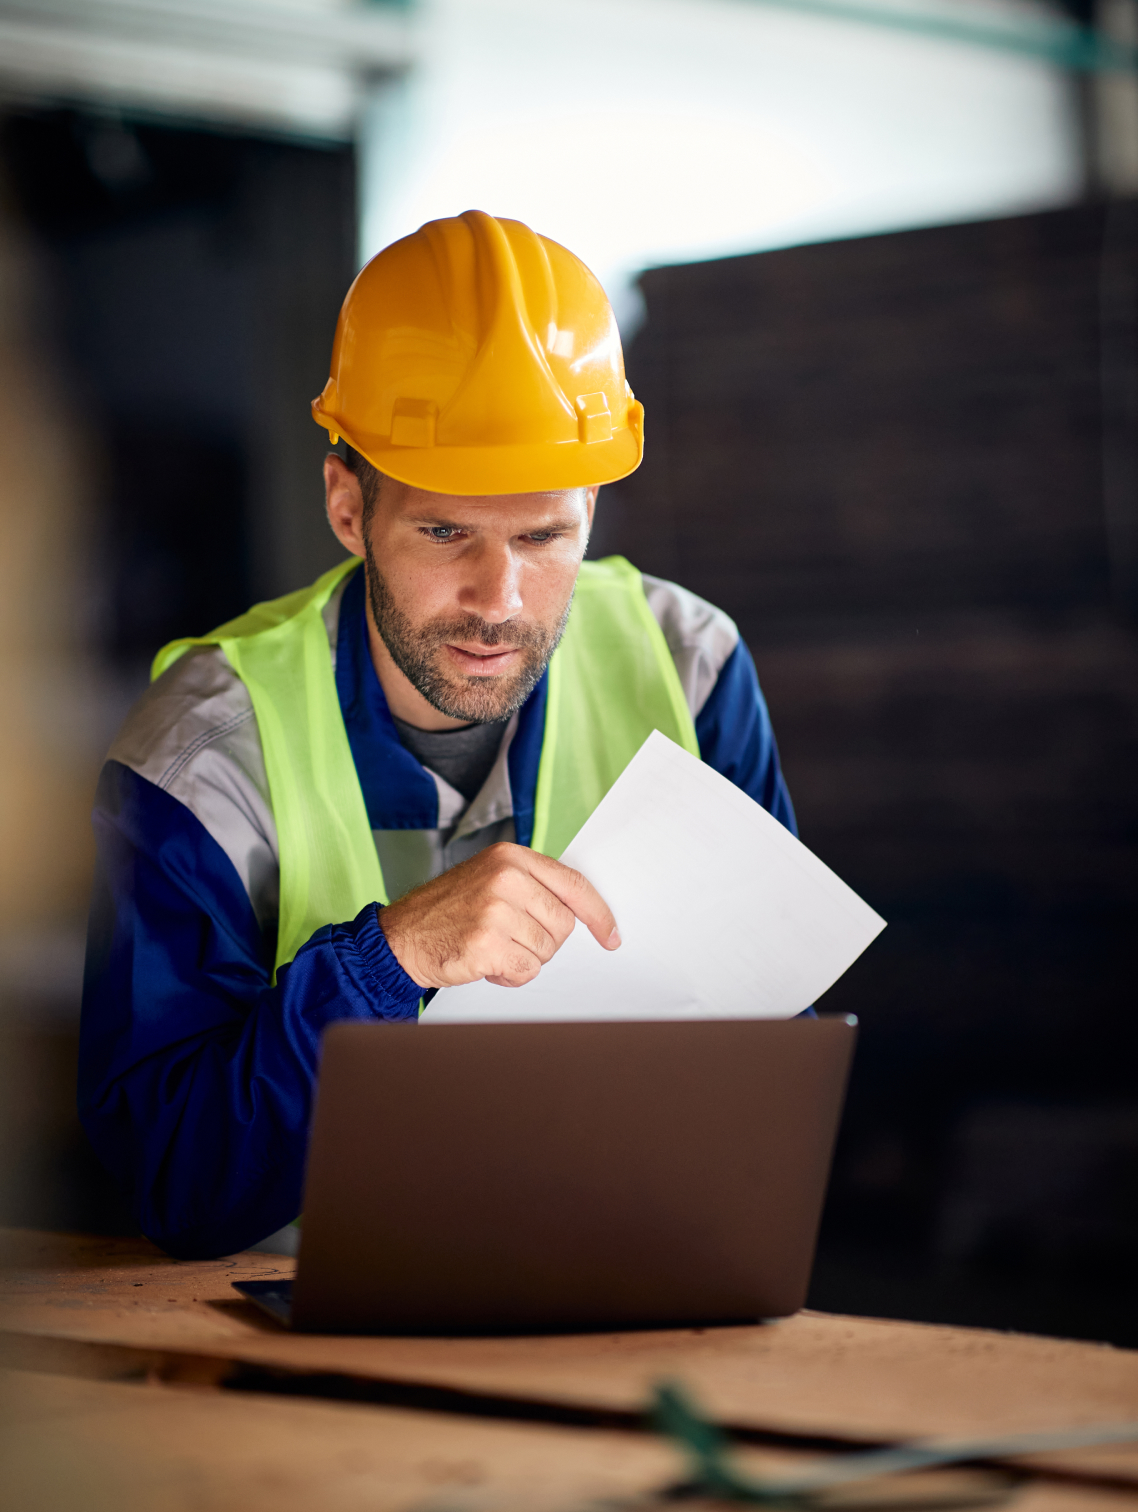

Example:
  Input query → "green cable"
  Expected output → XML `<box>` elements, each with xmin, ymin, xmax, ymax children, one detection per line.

<box><xmin>651</xmin><ymin>1380</ymin><xmax>1138</xmax><ymax>1506</ymax></box>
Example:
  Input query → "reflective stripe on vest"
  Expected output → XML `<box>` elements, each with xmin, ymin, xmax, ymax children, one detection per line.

<box><xmin>151</xmin><ymin>555</ymin><xmax>698</xmax><ymax>975</ymax></box>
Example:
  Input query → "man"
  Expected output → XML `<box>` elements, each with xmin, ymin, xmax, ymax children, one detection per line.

<box><xmin>80</xmin><ymin>211</ymin><xmax>795</xmax><ymax>1259</ymax></box>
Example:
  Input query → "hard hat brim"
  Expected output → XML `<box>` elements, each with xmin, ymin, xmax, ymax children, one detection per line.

<box><xmin>315</xmin><ymin>413</ymin><xmax>644</xmax><ymax>497</ymax></box>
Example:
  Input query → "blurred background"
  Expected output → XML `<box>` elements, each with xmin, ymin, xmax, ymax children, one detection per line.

<box><xmin>0</xmin><ymin>0</ymin><xmax>1134</xmax><ymax>1345</ymax></box>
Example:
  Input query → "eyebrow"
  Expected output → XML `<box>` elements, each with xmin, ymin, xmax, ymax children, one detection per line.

<box><xmin>524</xmin><ymin>517</ymin><xmax>581</xmax><ymax>535</ymax></box>
<box><xmin>410</xmin><ymin>516</ymin><xmax>581</xmax><ymax>535</ymax></box>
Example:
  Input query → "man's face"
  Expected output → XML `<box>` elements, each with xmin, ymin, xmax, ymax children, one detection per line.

<box><xmin>361</xmin><ymin>474</ymin><xmax>596</xmax><ymax>724</ymax></box>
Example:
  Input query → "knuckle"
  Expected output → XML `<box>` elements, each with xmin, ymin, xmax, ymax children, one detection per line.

<box><xmin>463</xmin><ymin>931</ymin><xmax>495</xmax><ymax>969</ymax></box>
<box><xmin>560</xmin><ymin>864</ymin><xmax>595</xmax><ymax>903</ymax></box>
<box><xmin>551</xmin><ymin>899</ymin><xmax>576</xmax><ymax>932</ymax></box>
<box><xmin>482</xmin><ymin>898</ymin><xmax>514</xmax><ymax>931</ymax></box>
<box><xmin>487</xmin><ymin>864</ymin><xmax>516</xmax><ymax>892</ymax></box>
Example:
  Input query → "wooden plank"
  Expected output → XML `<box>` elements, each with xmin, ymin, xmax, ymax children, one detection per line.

<box><xmin>0</xmin><ymin>1366</ymin><xmax>676</xmax><ymax>1512</ymax></box>
<box><xmin>4</xmin><ymin>1229</ymin><xmax>1138</xmax><ymax>1491</ymax></box>
<box><xmin>1</xmin><ymin>1366</ymin><xmax>1134</xmax><ymax>1512</ymax></box>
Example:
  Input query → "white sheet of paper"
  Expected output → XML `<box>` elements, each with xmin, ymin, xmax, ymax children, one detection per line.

<box><xmin>422</xmin><ymin>730</ymin><xmax>885</xmax><ymax>1024</ymax></box>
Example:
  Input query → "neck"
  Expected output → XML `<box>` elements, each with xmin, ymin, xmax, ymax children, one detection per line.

<box><xmin>364</xmin><ymin>590</ymin><xmax>471</xmax><ymax>732</ymax></box>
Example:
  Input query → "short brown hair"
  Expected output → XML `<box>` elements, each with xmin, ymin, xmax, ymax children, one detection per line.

<box><xmin>344</xmin><ymin>444</ymin><xmax>383</xmax><ymax>529</ymax></box>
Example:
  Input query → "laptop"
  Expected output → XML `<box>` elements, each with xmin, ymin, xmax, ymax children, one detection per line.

<box><xmin>234</xmin><ymin>1015</ymin><xmax>856</xmax><ymax>1334</ymax></box>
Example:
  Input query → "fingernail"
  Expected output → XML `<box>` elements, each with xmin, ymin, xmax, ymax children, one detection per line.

<box><xmin>607</xmin><ymin>927</ymin><xmax>622</xmax><ymax>948</ymax></box>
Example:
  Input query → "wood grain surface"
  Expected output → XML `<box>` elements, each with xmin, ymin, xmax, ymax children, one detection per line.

<box><xmin>3</xmin><ymin>1228</ymin><xmax>1137</xmax><ymax>1496</ymax></box>
<box><xmin>3</xmin><ymin>1366</ymin><xmax>1136</xmax><ymax>1512</ymax></box>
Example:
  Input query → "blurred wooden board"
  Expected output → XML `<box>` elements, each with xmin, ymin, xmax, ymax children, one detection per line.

<box><xmin>0</xmin><ymin>1365</ymin><xmax>678</xmax><ymax>1512</ymax></box>
<box><xmin>1</xmin><ymin>1366</ymin><xmax>1134</xmax><ymax>1512</ymax></box>
<box><xmin>3</xmin><ymin>1229</ymin><xmax>1138</xmax><ymax>1492</ymax></box>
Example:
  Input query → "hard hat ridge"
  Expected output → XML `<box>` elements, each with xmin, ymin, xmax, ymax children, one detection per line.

<box><xmin>432</xmin><ymin>212</ymin><xmax>577</xmax><ymax>449</ymax></box>
<box><xmin>312</xmin><ymin>209</ymin><xmax>644</xmax><ymax>496</ymax></box>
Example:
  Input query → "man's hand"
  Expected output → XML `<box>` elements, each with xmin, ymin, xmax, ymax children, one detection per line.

<box><xmin>379</xmin><ymin>842</ymin><xmax>621</xmax><ymax>990</ymax></box>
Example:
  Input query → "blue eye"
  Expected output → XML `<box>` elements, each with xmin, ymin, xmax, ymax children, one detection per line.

<box><xmin>428</xmin><ymin>527</ymin><xmax>457</xmax><ymax>540</ymax></box>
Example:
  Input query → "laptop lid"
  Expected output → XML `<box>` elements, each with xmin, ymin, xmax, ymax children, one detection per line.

<box><xmin>290</xmin><ymin>1016</ymin><xmax>856</xmax><ymax>1334</ymax></box>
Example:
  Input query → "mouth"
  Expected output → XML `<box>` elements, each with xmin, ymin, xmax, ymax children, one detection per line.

<box><xmin>443</xmin><ymin>643</ymin><xmax>523</xmax><ymax>677</ymax></box>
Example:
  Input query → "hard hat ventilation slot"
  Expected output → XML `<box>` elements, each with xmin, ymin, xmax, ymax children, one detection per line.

<box><xmin>576</xmin><ymin>392</ymin><xmax>612</xmax><ymax>445</ymax></box>
<box><xmin>390</xmin><ymin>398</ymin><xmax>438</xmax><ymax>448</ymax></box>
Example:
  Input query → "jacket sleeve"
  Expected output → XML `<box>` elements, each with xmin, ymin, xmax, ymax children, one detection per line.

<box><xmin>79</xmin><ymin>759</ymin><xmax>422</xmax><ymax>1259</ymax></box>
<box><xmin>695</xmin><ymin>640</ymin><xmax>798</xmax><ymax>835</ymax></box>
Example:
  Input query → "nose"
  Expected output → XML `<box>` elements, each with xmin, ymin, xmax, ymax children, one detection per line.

<box><xmin>458</xmin><ymin>540</ymin><xmax>523</xmax><ymax>625</ymax></box>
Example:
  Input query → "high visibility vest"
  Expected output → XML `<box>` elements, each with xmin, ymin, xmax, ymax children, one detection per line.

<box><xmin>152</xmin><ymin>556</ymin><xmax>698</xmax><ymax>976</ymax></box>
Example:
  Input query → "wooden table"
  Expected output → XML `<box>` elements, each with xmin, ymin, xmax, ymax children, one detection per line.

<box><xmin>2</xmin><ymin>1229</ymin><xmax>1137</xmax><ymax>1510</ymax></box>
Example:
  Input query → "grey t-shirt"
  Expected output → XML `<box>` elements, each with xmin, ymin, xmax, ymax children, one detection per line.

<box><xmin>391</xmin><ymin>715</ymin><xmax>510</xmax><ymax>803</ymax></box>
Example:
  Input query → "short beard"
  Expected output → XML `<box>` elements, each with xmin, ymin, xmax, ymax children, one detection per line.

<box><xmin>364</xmin><ymin>541</ymin><xmax>571</xmax><ymax>724</ymax></box>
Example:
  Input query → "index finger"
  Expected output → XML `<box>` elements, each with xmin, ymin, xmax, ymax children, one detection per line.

<box><xmin>519</xmin><ymin>851</ymin><xmax>621</xmax><ymax>950</ymax></box>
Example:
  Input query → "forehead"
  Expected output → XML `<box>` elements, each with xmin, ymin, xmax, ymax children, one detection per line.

<box><xmin>383</xmin><ymin>482</ymin><xmax>587</xmax><ymax>529</ymax></box>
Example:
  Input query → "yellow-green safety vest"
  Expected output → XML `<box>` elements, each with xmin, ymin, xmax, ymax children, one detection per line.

<box><xmin>152</xmin><ymin>555</ymin><xmax>698</xmax><ymax>976</ymax></box>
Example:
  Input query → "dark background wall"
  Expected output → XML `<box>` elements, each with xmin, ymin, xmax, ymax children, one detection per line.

<box><xmin>596</xmin><ymin>204</ymin><xmax>1138</xmax><ymax>1345</ymax></box>
<box><xmin>0</xmin><ymin>105</ymin><xmax>355</xmax><ymax>1237</ymax></box>
<box><xmin>0</xmin><ymin>107</ymin><xmax>354</xmax><ymax>672</ymax></box>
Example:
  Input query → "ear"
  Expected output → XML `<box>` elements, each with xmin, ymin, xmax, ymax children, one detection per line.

<box><xmin>585</xmin><ymin>484</ymin><xmax>600</xmax><ymax>530</ymax></box>
<box><xmin>325</xmin><ymin>454</ymin><xmax>367</xmax><ymax>558</ymax></box>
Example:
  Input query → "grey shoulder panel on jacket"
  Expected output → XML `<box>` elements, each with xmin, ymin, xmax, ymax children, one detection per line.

<box><xmin>107</xmin><ymin>644</ymin><xmax>279</xmax><ymax>927</ymax></box>
<box><xmin>104</xmin><ymin>581</ymin><xmax>346</xmax><ymax>928</ymax></box>
<box><xmin>640</xmin><ymin>573</ymin><xmax>739</xmax><ymax>718</ymax></box>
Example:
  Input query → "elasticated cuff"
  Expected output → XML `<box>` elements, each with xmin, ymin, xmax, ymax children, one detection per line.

<box><xmin>345</xmin><ymin>902</ymin><xmax>423</xmax><ymax>1016</ymax></box>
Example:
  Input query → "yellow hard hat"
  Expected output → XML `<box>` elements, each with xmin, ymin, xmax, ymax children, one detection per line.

<box><xmin>312</xmin><ymin>210</ymin><xmax>644</xmax><ymax>495</ymax></box>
